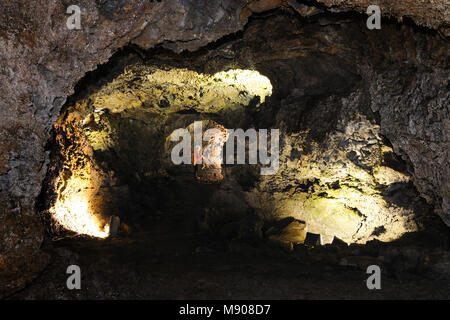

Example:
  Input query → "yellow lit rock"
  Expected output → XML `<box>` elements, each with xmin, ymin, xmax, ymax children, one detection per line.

<box><xmin>213</xmin><ymin>69</ymin><xmax>273</xmax><ymax>103</ymax></box>
<box><xmin>89</xmin><ymin>65</ymin><xmax>272</xmax><ymax>114</ymax></box>
<box><xmin>373</xmin><ymin>166</ymin><xmax>410</xmax><ymax>185</ymax></box>
<box><xmin>50</xmin><ymin>175</ymin><xmax>109</xmax><ymax>238</ymax></box>
<box><xmin>268</xmin><ymin>220</ymin><xmax>307</xmax><ymax>244</ymax></box>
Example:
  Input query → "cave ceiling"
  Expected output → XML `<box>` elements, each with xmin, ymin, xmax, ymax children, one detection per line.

<box><xmin>0</xmin><ymin>0</ymin><xmax>448</xmax><ymax>297</ymax></box>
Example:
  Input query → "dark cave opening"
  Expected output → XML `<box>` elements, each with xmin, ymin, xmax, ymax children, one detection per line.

<box><xmin>27</xmin><ymin>8</ymin><xmax>450</xmax><ymax>299</ymax></box>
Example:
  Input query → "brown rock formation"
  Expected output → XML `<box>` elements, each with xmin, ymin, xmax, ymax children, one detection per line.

<box><xmin>0</xmin><ymin>0</ymin><xmax>448</xmax><ymax>297</ymax></box>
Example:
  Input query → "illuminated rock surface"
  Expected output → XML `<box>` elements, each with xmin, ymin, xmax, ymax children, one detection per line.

<box><xmin>0</xmin><ymin>0</ymin><xmax>449</xmax><ymax>297</ymax></box>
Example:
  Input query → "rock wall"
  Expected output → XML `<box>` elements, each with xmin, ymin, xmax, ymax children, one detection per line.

<box><xmin>311</xmin><ymin>0</ymin><xmax>449</xmax><ymax>35</ymax></box>
<box><xmin>43</xmin><ymin>13</ymin><xmax>446</xmax><ymax>246</ymax></box>
<box><xmin>0</xmin><ymin>0</ymin><xmax>448</xmax><ymax>297</ymax></box>
<box><xmin>0</xmin><ymin>0</ymin><xmax>256</xmax><ymax>297</ymax></box>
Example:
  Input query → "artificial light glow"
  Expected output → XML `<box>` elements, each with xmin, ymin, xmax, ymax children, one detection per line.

<box><xmin>246</xmin><ymin>117</ymin><xmax>419</xmax><ymax>244</ymax></box>
<box><xmin>50</xmin><ymin>176</ymin><xmax>109</xmax><ymax>238</ymax></box>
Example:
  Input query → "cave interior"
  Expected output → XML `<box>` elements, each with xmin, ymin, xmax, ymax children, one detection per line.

<box><xmin>10</xmin><ymin>7</ymin><xmax>450</xmax><ymax>299</ymax></box>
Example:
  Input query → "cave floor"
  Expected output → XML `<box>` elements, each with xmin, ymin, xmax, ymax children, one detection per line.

<box><xmin>10</xmin><ymin>214</ymin><xmax>450</xmax><ymax>300</ymax></box>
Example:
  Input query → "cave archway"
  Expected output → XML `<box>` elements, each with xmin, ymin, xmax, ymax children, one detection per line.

<box><xmin>41</xmin><ymin>12</ymin><xmax>439</xmax><ymax>245</ymax></box>
<box><xmin>25</xmin><ymin>8</ymin><xmax>450</xmax><ymax>299</ymax></box>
